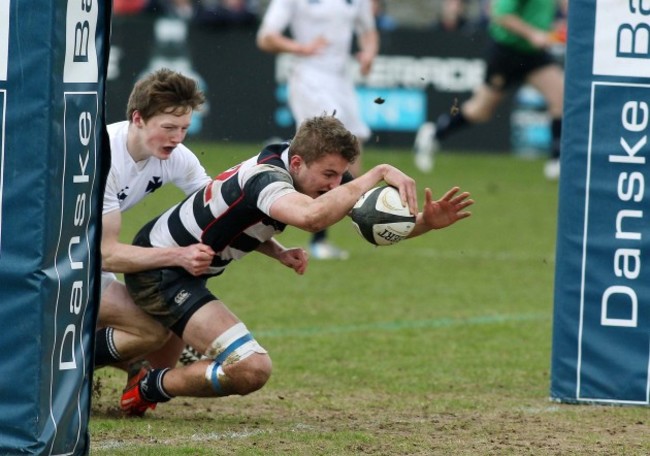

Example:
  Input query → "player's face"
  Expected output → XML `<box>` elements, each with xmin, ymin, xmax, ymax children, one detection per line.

<box><xmin>291</xmin><ymin>153</ymin><xmax>350</xmax><ymax>199</ymax></box>
<box><xmin>135</xmin><ymin>110</ymin><xmax>193</xmax><ymax>160</ymax></box>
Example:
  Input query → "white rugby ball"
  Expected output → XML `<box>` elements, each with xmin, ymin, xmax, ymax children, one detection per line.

<box><xmin>350</xmin><ymin>186</ymin><xmax>416</xmax><ymax>246</ymax></box>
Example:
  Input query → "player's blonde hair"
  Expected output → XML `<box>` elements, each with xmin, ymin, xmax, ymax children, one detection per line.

<box><xmin>290</xmin><ymin>114</ymin><xmax>360</xmax><ymax>165</ymax></box>
<box><xmin>126</xmin><ymin>68</ymin><xmax>205</xmax><ymax>122</ymax></box>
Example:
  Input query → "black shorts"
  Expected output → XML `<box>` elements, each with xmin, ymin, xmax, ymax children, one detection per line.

<box><xmin>483</xmin><ymin>38</ymin><xmax>558</xmax><ymax>91</ymax></box>
<box><xmin>124</xmin><ymin>267</ymin><xmax>217</xmax><ymax>336</ymax></box>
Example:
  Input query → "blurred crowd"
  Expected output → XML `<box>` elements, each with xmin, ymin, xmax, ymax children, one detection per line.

<box><xmin>113</xmin><ymin>0</ymin><xmax>261</xmax><ymax>26</ymax></box>
<box><xmin>112</xmin><ymin>0</ymin><xmax>565</xmax><ymax>32</ymax></box>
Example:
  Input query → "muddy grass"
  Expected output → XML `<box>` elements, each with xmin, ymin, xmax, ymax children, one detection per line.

<box><xmin>90</xmin><ymin>369</ymin><xmax>650</xmax><ymax>455</ymax></box>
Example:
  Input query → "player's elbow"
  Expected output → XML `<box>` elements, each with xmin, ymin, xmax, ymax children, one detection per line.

<box><xmin>271</xmin><ymin>199</ymin><xmax>333</xmax><ymax>232</ymax></box>
<box><xmin>256</xmin><ymin>33</ymin><xmax>273</xmax><ymax>52</ymax></box>
<box><xmin>301</xmin><ymin>211</ymin><xmax>330</xmax><ymax>233</ymax></box>
<box><xmin>303</xmin><ymin>223</ymin><xmax>327</xmax><ymax>234</ymax></box>
<box><xmin>101</xmin><ymin>251</ymin><xmax>119</xmax><ymax>272</ymax></box>
<box><xmin>100</xmin><ymin>243</ymin><xmax>114</xmax><ymax>271</ymax></box>
<box><xmin>100</xmin><ymin>241</ymin><xmax>126</xmax><ymax>273</ymax></box>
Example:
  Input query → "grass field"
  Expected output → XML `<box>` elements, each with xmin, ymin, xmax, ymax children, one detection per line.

<box><xmin>90</xmin><ymin>142</ymin><xmax>650</xmax><ymax>455</ymax></box>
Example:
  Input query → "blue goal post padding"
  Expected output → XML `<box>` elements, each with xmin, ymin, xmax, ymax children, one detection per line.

<box><xmin>0</xmin><ymin>1</ymin><xmax>111</xmax><ymax>453</ymax></box>
<box><xmin>551</xmin><ymin>0</ymin><xmax>650</xmax><ymax>405</ymax></box>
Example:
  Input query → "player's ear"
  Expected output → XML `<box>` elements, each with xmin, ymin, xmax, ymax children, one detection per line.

<box><xmin>289</xmin><ymin>154</ymin><xmax>304</xmax><ymax>171</ymax></box>
<box><xmin>131</xmin><ymin>110</ymin><xmax>144</xmax><ymax>126</ymax></box>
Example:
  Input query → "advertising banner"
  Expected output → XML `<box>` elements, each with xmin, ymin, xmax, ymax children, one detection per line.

<box><xmin>551</xmin><ymin>0</ymin><xmax>650</xmax><ymax>405</ymax></box>
<box><xmin>0</xmin><ymin>0</ymin><xmax>111</xmax><ymax>453</ymax></box>
<box><xmin>106</xmin><ymin>19</ymin><xmax>512</xmax><ymax>151</ymax></box>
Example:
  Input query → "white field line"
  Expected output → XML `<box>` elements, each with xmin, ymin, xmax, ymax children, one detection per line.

<box><xmin>190</xmin><ymin>429</ymin><xmax>268</xmax><ymax>441</ymax></box>
<box><xmin>255</xmin><ymin>312</ymin><xmax>550</xmax><ymax>338</ymax></box>
<box><xmin>383</xmin><ymin>247</ymin><xmax>556</xmax><ymax>263</ymax></box>
<box><xmin>92</xmin><ymin>426</ymin><xmax>321</xmax><ymax>451</ymax></box>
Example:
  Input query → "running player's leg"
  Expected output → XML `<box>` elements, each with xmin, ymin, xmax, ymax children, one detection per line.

<box><xmin>414</xmin><ymin>81</ymin><xmax>504</xmax><ymax>173</ymax></box>
<box><xmin>527</xmin><ymin>64</ymin><xmax>564</xmax><ymax>119</ymax></box>
<box><xmin>460</xmin><ymin>83</ymin><xmax>505</xmax><ymax>124</ymax></box>
<box><xmin>414</xmin><ymin>40</ymin><xmax>509</xmax><ymax>172</ymax></box>
<box><xmin>527</xmin><ymin>63</ymin><xmax>564</xmax><ymax>179</ymax></box>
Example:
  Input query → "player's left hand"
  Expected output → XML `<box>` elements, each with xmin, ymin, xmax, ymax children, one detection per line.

<box><xmin>422</xmin><ymin>187</ymin><xmax>473</xmax><ymax>229</ymax></box>
<box><xmin>278</xmin><ymin>247</ymin><xmax>309</xmax><ymax>275</ymax></box>
<box><xmin>530</xmin><ymin>29</ymin><xmax>554</xmax><ymax>49</ymax></box>
<box><xmin>380</xmin><ymin>165</ymin><xmax>418</xmax><ymax>216</ymax></box>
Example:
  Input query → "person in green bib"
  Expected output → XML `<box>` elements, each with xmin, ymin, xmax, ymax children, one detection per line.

<box><xmin>414</xmin><ymin>0</ymin><xmax>566</xmax><ymax>180</ymax></box>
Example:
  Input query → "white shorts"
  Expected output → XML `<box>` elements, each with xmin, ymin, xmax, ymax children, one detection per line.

<box><xmin>101</xmin><ymin>271</ymin><xmax>118</xmax><ymax>294</ymax></box>
<box><xmin>288</xmin><ymin>67</ymin><xmax>370</xmax><ymax>142</ymax></box>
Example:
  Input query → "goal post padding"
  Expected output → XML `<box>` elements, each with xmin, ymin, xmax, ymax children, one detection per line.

<box><xmin>0</xmin><ymin>1</ymin><xmax>111</xmax><ymax>453</ymax></box>
<box><xmin>551</xmin><ymin>0</ymin><xmax>650</xmax><ymax>405</ymax></box>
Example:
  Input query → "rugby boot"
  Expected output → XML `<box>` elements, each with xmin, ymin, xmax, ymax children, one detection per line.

<box><xmin>120</xmin><ymin>361</ymin><xmax>157</xmax><ymax>417</ymax></box>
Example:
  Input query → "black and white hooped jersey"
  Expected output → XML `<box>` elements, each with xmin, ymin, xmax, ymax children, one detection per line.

<box><xmin>133</xmin><ymin>143</ymin><xmax>297</xmax><ymax>277</ymax></box>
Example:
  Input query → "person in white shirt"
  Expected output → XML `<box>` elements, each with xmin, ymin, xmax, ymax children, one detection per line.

<box><xmin>256</xmin><ymin>0</ymin><xmax>379</xmax><ymax>260</ymax></box>
<box><xmin>96</xmin><ymin>68</ymin><xmax>214</xmax><ymax>382</ymax></box>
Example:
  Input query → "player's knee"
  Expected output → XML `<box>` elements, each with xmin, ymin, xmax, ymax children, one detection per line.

<box><xmin>204</xmin><ymin>353</ymin><xmax>271</xmax><ymax>397</ymax></box>
<box><xmin>464</xmin><ymin>96</ymin><xmax>499</xmax><ymax>123</ymax></box>
<box><xmin>203</xmin><ymin>322</ymin><xmax>270</xmax><ymax>396</ymax></box>
<box><xmin>547</xmin><ymin>103</ymin><xmax>563</xmax><ymax>119</ymax></box>
<box><xmin>466</xmin><ymin>108</ymin><xmax>493</xmax><ymax>124</ymax></box>
<box><xmin>240</xmin><ymin>353</ymin><xmax>272</xmax><ymax>393</ymax></box>
<box><xmin>230</xmin><ymin>353</ymin><xmax>272</xmax><ymax>395</ymax></box>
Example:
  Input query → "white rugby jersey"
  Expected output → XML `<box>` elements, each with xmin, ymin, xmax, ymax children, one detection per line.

<box><xmin>103</xmin><ymin>121</ymin><xmax>211</xmax><ymax>215</ymax></box>
<box><xmin>134</xmin><ymin>144</ymin><xmax>298</xmax><ymax>277</ymax></box>
<box><xmin>258</xmin><ymin>0</ymin><xmax>375</xmax><ymax>75</ymax></box>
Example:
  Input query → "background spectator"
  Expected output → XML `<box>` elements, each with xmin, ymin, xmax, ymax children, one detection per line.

<box><xmin>195</xmin><ymin>0</ymin><xmax>260</xmax><ymax>27</ymax></box>
<box><xmin>113</xmin><ymin>0</ymin><xmax>151</xmax><ymax>16</ymax></box>
<box><xmin>435</xmin><ymin>0</ymin><xmax>470</xmax><ymax>32</ymax></box>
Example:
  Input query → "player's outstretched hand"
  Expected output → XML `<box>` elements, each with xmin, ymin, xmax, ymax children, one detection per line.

<box><xmin>180</xmin><ymin>243</ymin><xmax>216</xmax><ymax>276</ymax></box>
<box><xmin>278</xmin><ymin>247</ymin><xmax>308</xmax><ymax>275</ymax></box>
<box><xmin>422</xmin><ymin>186</ymin><xmax>473</xmax><ymax>230</ymax></box>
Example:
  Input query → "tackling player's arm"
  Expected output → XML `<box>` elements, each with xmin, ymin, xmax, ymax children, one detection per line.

<box><xmin>101</xmin><ymin>209</ymin><xmax>215</xmax><ymax>276</ymax></box>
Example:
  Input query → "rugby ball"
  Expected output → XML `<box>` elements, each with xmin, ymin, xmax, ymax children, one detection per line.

<box><xmin>350</xmin><ymin>186</ymin><xmax>416</xmax><ymax>246</ymax></box>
